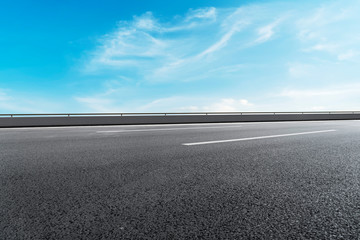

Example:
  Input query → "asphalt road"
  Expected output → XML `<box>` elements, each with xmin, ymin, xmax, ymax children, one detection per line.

<box><xmin>1</xmin><ymin>120</ymin><xmax>360</xmax><ymax>239</ymax></box>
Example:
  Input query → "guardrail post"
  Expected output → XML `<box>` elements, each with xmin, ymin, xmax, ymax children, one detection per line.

<box><xmin>68</xmin><ymin>114</ymin><xmax>70</xmax><ymax>117</ymax></box>
<box><xmin>11</xmin><ymin>114</ymin><xmax>13</xmax><ymax>118</ymax></box>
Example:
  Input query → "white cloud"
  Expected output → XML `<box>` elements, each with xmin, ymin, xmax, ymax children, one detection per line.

<box><xmin>275</xmin><ymin>83</ymin><xmax>360</xmax><ymax>111</ymax></box>
<box><xmin>74</xmin><ymin>93</ymin><xmax>255</xmax><ymax>113</ymax></box>
<box><xmin>186</xmin><ymin>7</ymin><xmax>217</xmax><ymax>21</ymax></box>
<box><xmin>279</xmin><ymin>85</ymin><xmax>360</xmax><ymax>98</ymax></box>
<box><xmin>76</xmin><ymin>1</ymin><xmax>360</xmax><ymax>113</ymax></box>
<box><xmin>179</xmin><ymin>98</ymin><xmax>254</xmax><ymax>112</ymax></box>
<box><xmin>198</xmin><ymin>20</ymin><xmax>246</xmax><ymax>57</ymax></box>
<box><xmin>338</xmin><ymin>50</ymin><xmax>358</xmax><ymax>61</ymax></box>
<box><xmin>133</xmin><ymin>12</ymin><xmax>158</xmax><ymax>31</ymax></box>
<box><xmin>304</xmin><ymin>43</ymin><xmax>337</xmax><ymax>53</ymax></box>
<box><xmin>209</xmin><ymin>64</ymin><xmax>244</xmax><ymax>73</ymax></box>
<box><xmin>84</xmin><ymin>6</ymin><xmax>265</xmax><ymax>81</ymax></box>
<box><xmin>296</xmin><ymin>1</ymin><xmax>360</xmax><ymax>62</ymax></box>
<box><xmin>255</xmin><ymin>19</ymin><xmax>282</xmax><ymax>44</ymax></box>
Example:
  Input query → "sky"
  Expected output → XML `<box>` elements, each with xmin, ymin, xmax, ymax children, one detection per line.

<box><xmin>1</xmin><ymin>0</ymin><xmax>360</xmax><ymax>113</ymax></box>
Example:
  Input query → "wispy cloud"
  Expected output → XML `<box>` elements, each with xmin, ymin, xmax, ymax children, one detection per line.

<box><xmin>338</xmin><ymin>50</ymin><xmax>358</xmax><ymax>61</ymax></box>
<box><xmin>275</xmin><ymin>83</ymin><xmax>360</xmax><ymax>111</ymax></box>
<box><xmin>75</xmin><ymin>0</ymin><xmax>360</xmax><ymax>112</ymax></box>
<box><xmin>198</xmin><ymin>20</ymin><xmax>247</xmax><ymax>57</ymax></box>
<box><xmin>84</xmin><ymin>5</ymin><xmax>277</xmax><ymax>81</ymax></box>
<box><xmin>2</xmin><ymin>1</ymin><xmax>360</xmax><ymax>113</ymax></box>
<box><xmin>186</xmin><ymin>7</ymin><xmax>217</xmax><ymax>21</ymax></box>
<box><xmin>296</xmin><ymin>1</ymin><xmax>360</xmax><ymax>62</ymax></box>
<box><xmin>254</xmin><ymin>18</ymin><xmax>282</xmax><ymax>44</ymax></box>
<box><xmin>133</xmin><ymin>12</ymin><xmax>159</xmax><ymax>31</ymax></box>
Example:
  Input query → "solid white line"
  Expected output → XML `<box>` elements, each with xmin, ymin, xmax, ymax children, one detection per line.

<box><xmin>97</xmin><ymin>125</ymin><xmax>243</xmax><ymax>133</ymax></box>
<box><xmin>182</xmin><ymin>129</ymin><xmax>337</xmax><ymax>146</ymax></box>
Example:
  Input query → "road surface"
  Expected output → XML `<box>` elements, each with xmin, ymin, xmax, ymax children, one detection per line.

<box><xmin>1</xmin><ymin>120</ymin><xmax>360</xmax><ymax>239</ymax></box>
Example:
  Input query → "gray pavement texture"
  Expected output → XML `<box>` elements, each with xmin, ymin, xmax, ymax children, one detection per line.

<box><xmin>1</xmin><ymin>120</ymin><xmax>360</xmax><ymax>239</ymax></box>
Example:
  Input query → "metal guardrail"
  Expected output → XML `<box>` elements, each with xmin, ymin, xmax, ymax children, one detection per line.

<box><xmin>1</xmin><ymin>111</ymin><xmax>360</xmax><ymax>117</ymax></box>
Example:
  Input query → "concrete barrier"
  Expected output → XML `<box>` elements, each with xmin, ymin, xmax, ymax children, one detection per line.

<box><xmin>1</xmin><ymin>113</ymin><xmax>360</xmax><ymax>128</ymax></box>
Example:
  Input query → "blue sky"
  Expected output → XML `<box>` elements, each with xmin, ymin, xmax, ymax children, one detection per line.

<box><xmin>1</xmin><ymin>0</ymin><xmax>360</xmax><ymax>113</ymax></box>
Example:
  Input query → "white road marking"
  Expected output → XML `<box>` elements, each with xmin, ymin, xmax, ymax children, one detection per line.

<box><xmin>97</xmin><ymin>125</ymin><xmax>243</xmax><ymax>133</ymax></box>
<box><xmin>182</xmin><ymin>129</ymin><xmax>337</xmax><ymax>146</ymax></box>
